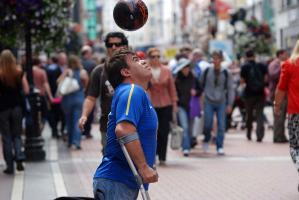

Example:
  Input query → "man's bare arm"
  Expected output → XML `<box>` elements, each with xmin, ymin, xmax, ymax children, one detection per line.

<box><xmin>78</xmin><ymin>96</ymin><xmax>96</xmax><ymax>131</ymax></box>
<box><xmin>115</xmin><ymin>121</ymin><xmax>158</xmax><ymax>183</ymax></box>
<box><xmin>274</xmin><ymin>89</ymin><xmax>286</xmax><ymax>116</ymax></box>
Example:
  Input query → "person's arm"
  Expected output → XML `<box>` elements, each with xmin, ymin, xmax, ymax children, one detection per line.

<box><xmin>167</xmin><ymin>68</ymin><xmax>178</xmax><ymax>112</ymax></box>
<box><xmin>44</xmin><ymin>82</ymin><xmax>54</xmax><ymax>101</ymax></box>
<box><xmin>226</xmin><ymin>71</ymin><xmax>235</xmax><ymax>114</ymax></box>
<box><xmin>274</xmin><ymin>89</ymin><xmax>286</xmax><ymax>116</ymax></box>
<box><xmin>115</xmin><ymin>121</ymin><xmax>158</xmax><ymax>183</ymax></box>
<box><xmin>268</xmin><ymin>61</ymin><xmax>281</xmax><ymax>81</ymax></box>
<box><xmin>274</xmin><ymin>61</ymin><xmax>290</xmax><ymax>116</ymax></box>
<box><xmin>79</xmin><ymin>66</ymin><xmax>102</xmax><ymax>131</ymax></box>
<box><xmin>22</xmin><ymin>74</ymin><xmax>30</xmax><ymax>95</ymax></box>
<box><xmin>80</xmin><ymin>69</ymin><xmax>89</xmax><ymax>89</ymax></box>
<box><xmin>42</xmin><ymin>70</ymin><xmax>54</xmax><ymax>101</ymax></box>
<box><xmin>79</xmin><ymin>96</ymin><xmax>96</xmax><ymax>131</ymax></box>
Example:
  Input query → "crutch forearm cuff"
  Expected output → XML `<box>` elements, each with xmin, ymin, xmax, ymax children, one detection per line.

<box><xmin>118</xmin><ymin>132</ymin><xmax>139</xmax><ymax>145</ymax></box>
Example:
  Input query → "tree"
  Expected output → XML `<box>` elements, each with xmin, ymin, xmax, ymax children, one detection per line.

<box><xmin>229</xmin><ymin>9</ymin><xmax>273</xmax><ymax>59</ymax></box>
<box><xmin>0</xmin><ymin>0</ymin><xmax>71</xmax><ymax>53</ymax></box>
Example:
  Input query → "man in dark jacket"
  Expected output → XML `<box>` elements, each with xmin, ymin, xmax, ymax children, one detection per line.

<box><xmin>241</xmin><ymin>50</ymin><xmax>268</xmax><ymax>142</ymax></box>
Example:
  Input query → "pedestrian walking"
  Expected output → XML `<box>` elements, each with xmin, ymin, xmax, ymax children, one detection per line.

<box><xmin>93</xmin><ymin>48</ymin><xmax>158</xmax><ymax>200</ymax></box>
<box><xmin>79</xmin><ymin>32</ymin><xmax>129</xmax><ymax>154</ymax></box>
<box><xmin>0</xmin><ymin>50</ymin><xmax>29</xmax><ymax>174</ymax></box>
<box><xmin>274</xmin><ymin>40</ymin><xmax>299</xmax><ymax>191</ymax></box>
<box><xmin>80</xmin><ymin>45</ymin><xmax>97</xmax><ymax>139</ymax></box>
<box><xmin>201</xmin><ymin>51</ymin><xmax>234</xmax><ymax>155</ymax></box>
<box><xmin>174</xmin><ymin>58</ymin><xmax>202</xmax><ymax>156</ymax></box>
<box><xmin>268</xmin><ymin>49</ymin><xmax>289</xmax><ymax>143</ymax></box>
<box><xmin>46</xmin><ymin>55</ymin><xmax>65</xmax><ymax>139</ymax></box>
<box><xmin>241</xmin><ymin>50</ymin><xmax>268</xmax><ymax>142</ymax></box>
<box><xmin>147</xmin><ymin>47</ymin><xmax>178</xmax><ymax>165</ymax></box>
<box><xmin>58</xmin><ymin>55</ymin><xmax>89</xmax><ymax>149</ymax></box>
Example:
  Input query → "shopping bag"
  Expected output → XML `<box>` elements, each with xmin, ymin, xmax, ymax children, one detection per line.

<box><xmin>192</xmin><ymin>116</ymin><xmax>204</xmax><ymax>137</ymax></box>
<box><xmin>169</xmin><ymin>122</ymin><xmax>183</xmax><ymax>150</ymax></box>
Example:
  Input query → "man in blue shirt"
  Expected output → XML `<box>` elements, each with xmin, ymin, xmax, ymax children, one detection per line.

<box><xmin>93</xmin><ymin>48</ymin><xmax>159</xmax><ymax>200</ymax></box>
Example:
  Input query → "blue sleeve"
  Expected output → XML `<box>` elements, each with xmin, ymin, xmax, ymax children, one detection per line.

<box><xmin>116</xmin><ymin>84</ymin><xmax>145</xmax><ymax>127</ymax></box>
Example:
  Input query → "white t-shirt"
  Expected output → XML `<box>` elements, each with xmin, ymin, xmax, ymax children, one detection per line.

<box><xmin>151</xmin><ymin>67</ymin><xmax>161</xmax><ymax>81</ymax></box>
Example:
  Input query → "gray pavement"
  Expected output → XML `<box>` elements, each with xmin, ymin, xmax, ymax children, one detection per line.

<box><xmin>0</xmin><ymin>114</ymin><xmax>298</xmax><ymax>200</ymax></box>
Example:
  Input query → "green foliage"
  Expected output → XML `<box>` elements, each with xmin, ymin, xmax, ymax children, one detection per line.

<box><xmin>0</xmin><ymin>0</ymin><xmax>71</xmax><ymax>53</ymax></box>
<box><xmin>232</xmin><ymin>17</ymin><xmax>273</xmax><ymax>57</ymax></box>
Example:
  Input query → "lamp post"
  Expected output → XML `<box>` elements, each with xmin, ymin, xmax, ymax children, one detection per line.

<box><xmin>24</xmin><ymin>20</ymin><xmax>46</xmax><ymax>161</ymax></box>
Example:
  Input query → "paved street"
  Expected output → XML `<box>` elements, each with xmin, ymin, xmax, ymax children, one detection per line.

<box><xmin>0</xmin><ymin>110</ymin><xmax>298</xmax><ymax>200</ymax></box>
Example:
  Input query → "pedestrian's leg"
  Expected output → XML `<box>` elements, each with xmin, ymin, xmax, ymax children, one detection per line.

<box><xmin>155</xmin><ymin>108</ymin><xmax>163</xmax><ymax>159</ymax></box>
<box><xmin>0</xmin><ymin>110</ymin><xmax>14</xmax><ymax>173</ymax></box>
<box><xmin>245</xmin><ymin>98</ymin><xmax>254</xmax><ymax>140</ymax></box>
<box><xmin>255</xmin><ymin>97</ymin><xmax>265</xmax><ymax>142</ymax></box>
<box><xmin>10</xmin><ymin>107</ymin><xmax>25</xmax><ymax>169</ymax></box>
<box><xmin>287</xmin><ymin>114</ymin><xmax>299</xmax><ymax>191</ymax></box>
<box><xmin>273</xmin><ymin>99</ymin><xmax>288</xmax><ymax>142</ymax></box>
<box><xmin>58</xmin><ymin>104</ymin><xmax>66</xmax><ymax>138</ymax></box>
<box><xmin>48</xmin><ymin>105</ymin><xmax>58</xmax><ymax>138</ymax></box>
<box><xmin>158</xmin><ymin>106</ymin><xmax>172</xmax><ymax>162</ymax></box>
<box><xmin>177</xmin><ymin>107</ymin><xmax>190</xmax><ymax>154</ymax></box>
<box><xmin>216</xmin><ymin>103</ymin><xmax>226</xmax><ymax>152</ymax></box>
<box><xmin>72</xmin><ymin>104</ymin><xmax>82</xmax><ymax>149</ymax></box>
<box><xmin>64</xmin><ymin>109</ymin><xmax>73</xmax><ymax>147</ymax></box>
<box><xmin>203</xmin><ymin>102</ymin><xmax>214</xmax><ymax>144</ymax></box>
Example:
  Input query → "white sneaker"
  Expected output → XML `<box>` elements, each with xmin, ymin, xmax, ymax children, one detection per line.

<box><xmin>202</xmin><ymin>143</ymin><xmax>209</xmax><ymax>153</ymax></box>
<box><xmin>183</xmin><ymin>149</ymin><xmax>190</xmax><ymax>157</ymax></box>
<box><xmin>217</xmin><ymin>148</ymin><xmax>225</xmax><ymax>155</ymax></box>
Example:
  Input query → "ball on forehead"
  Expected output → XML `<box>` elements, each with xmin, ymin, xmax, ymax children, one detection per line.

<box><xmin>113</xmin><ymin>0</ymin><xmax>148</xmax><ymax>31</ymax></box>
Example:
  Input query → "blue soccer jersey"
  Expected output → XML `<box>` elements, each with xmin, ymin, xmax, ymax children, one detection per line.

<box><xmin>94</xmin><ymin>83</ymin><xmax>158</xmax><ymax>190</ymax></box>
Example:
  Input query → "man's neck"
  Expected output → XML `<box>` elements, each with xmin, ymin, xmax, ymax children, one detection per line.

<box><xmin>123</xmin><ymin>79</ymin><xmax>147</xmax><ymax>90</ymax></box>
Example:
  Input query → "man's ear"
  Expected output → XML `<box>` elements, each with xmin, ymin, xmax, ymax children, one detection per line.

<box><xmin>120</xmin><ymin>67</ymin><xmax>131</xmax><ymax>78</ymax></box>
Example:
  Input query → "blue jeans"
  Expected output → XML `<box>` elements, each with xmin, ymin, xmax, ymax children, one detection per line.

<box><xmin>203</xmin><ymin>101</ymin><xmax>226</xmax><ymax>149</ymax></box>
<box><xmin>93</xmin><ymin>178</ymin><xmax>139</xmax><ymax>200</ymax></box>
<box><xmin>62</xmin><ymin>99</ymin><xmax>83</xmax><ymax>147</ymax></box>
<box><xmin>177</xmin><ymin>107</ymin><xmax>190</xmax><ymax>151</ymax></box>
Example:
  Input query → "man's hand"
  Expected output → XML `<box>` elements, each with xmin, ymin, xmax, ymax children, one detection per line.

<box><xmin>78</xmin><ymin>116</ymin><xmax>87</xmax><ymax>131</ymax></box>
<box><xmin>138</xmin><ymin>165</ymin><xmax>158</xmax><ymax>183</ymax></box>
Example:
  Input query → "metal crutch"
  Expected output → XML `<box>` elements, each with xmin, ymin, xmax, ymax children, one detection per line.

<box><xmin>119</xmin><ymin>142</ymin><xmax>151</xmax><ymax>200</ymax></box>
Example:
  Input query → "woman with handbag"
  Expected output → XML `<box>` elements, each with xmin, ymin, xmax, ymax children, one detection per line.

<box><xmin>0</xmin><ymin>50</ymin><xmax>29</xmax><ymax>174</ymax></box>
<box><xmin>174</xmin><ymin>58</ymin><xmax>202</xmax><ymax>156</ymax></box>
<box><xmin>57</xmin><ymin>55</ymin><xmax>89</xmax><ymax>149</ymax></box>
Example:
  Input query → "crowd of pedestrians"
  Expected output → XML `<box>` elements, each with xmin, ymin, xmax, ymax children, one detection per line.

<box><xmin>1</xmin><ymin>31</ymin><xmax>299</xmax><ymax>196</ymax></box>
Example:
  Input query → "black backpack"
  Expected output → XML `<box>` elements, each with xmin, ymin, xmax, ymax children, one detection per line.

<box><xmin>246</xmin><ymin>63</ymin><xmax>264</xmax><ymax>92</ymax></box>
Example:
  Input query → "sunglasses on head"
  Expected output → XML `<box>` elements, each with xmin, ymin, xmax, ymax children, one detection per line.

<box><xmin>106</xmin><ymin>42</ymin><xmax>123</xmax><ymax>48</ymax></box>
<box><xmin>149</xmin><ymin>55</ymin><xmax>160</xmax><ymax>59</ymax></box>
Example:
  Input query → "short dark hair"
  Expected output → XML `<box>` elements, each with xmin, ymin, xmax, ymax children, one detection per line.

<box><xmin>211</xmin><ymin>50</ymin><xmax>223</xmax><ymax>59</ymax></box>
<box><xmin>105</xmin><ymin>48</ymin><xmax>135</xmax><ymax>88</ymax></box>
<box><xmin>32</xmin><ymin>57</ymin><xmax>41</xmax><ymax>66</ymax></box>
<box><xmin>104</xmin><ymin>32</ymin><xmax>128</xmax><ymax>48</ymax></box>
<box><xmin>245</xmin><ymin>49</ymin><xmax>255</xmax><ymax>58</ymax></box>
<box><xmin>276</xmin><ymin>49</ymin><xmax>286</xmax><ymax>57</ymax></box>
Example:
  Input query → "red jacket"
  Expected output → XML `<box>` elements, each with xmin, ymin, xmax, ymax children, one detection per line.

<box><xmin>277</xmin><ymin>58</ymin><xmax>299</xmax><ymax>114</ymax></box>
<box><xmin>148</xmin><ymin>65</ymin><xmax>178</xmax><ymax>108</ymax></box>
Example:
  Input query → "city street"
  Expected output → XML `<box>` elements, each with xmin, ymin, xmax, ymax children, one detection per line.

<box><xmin>0</xmin><ymin>108</ymin><xmax>298</xmax><ymax>200</ymax></box>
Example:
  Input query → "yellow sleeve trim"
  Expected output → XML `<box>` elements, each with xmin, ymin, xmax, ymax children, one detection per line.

<box><xmin>125</xmin><ymin>84</ymin><xmax>135</xmax><ymax>116</ymax></box>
